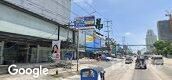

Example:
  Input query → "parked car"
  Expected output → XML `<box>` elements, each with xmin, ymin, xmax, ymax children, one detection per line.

<box><xmin>125</xmin><ymin>58</ymin><xmax>133</xmax><ymax>64</ymax></box>
<box><xmin>151</xmin><ymin>55</ymin><xmax>164</xmax><ymax>65</ymax></box>
<box><xmin>135</xmin><ymin>57</ymin><xmax>147</xmax><ymax>69</ymax></box>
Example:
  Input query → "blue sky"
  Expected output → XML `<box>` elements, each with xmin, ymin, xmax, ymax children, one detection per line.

<box><xmin>71</xmin><ymin>0</ymin><xmax>172</xmax><ymax>50</ymax></box>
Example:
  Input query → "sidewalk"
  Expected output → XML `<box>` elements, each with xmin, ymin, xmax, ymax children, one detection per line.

<box><xmin>164</xmin><ymin>57</ymin><xmax>172</xmax><ymax>65</ymax></box>
<box><xmin>0</xmin><ymin>59</ymin><xmax>98</xmax><ymax>80</ymax></box>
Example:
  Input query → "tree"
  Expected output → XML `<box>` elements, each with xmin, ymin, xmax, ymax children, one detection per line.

<box><xmin>153</xmin><ymin>40</ymin><xmax>172</xmax><ymax>57</ymax></box>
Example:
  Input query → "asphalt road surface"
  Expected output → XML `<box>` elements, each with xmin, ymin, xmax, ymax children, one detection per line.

<box><xmin>66</xmin><ymin>59</ymin><xmax>172</xmax><ymax>80</ymax></box>
<box><xmin>132</xmin><ymin>68</ymin><xmax>161</xmax><ymax>80</ymax></box>
<box><xmin>105</xmin><ymin>59</ymin><xmax>172</xmax><ymax>80</ymax></box>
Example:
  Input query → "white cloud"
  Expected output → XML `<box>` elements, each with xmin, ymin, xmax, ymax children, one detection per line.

<box><xmin>125</xmin><ymin>32</ymin><xmax>132</xmax><ymax>36</ymax></box>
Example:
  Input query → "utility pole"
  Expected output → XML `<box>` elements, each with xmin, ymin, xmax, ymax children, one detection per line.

<box><xmin>122</xmin><ymin>36</ymin><xmax>126</xmax><ymax>56</ymax></box>
<box><xmin>105</xmin><ymin>20</ymin><xmax>112</xmax><ymax>54</ymax></box>
<box><xmin>76</xmin><ymin>29</ymin><xmax>79</xmax><ymax>72</ymax></box>
<box><xmin>122</xmin><ymin>36</ymin><xmax>126</xmax><ymax>45</ymax></box>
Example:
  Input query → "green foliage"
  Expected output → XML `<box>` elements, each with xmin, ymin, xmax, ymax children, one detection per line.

<box><xmin>153</xmin><ymin>40</ymin><xmax>172</xmax><ymax>57</ymax></box>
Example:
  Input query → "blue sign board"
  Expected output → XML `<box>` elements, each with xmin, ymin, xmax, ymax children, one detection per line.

<box><xmin>85</xmin><ymin>35</ymin><xmax>101</xmax><ymax>51</ymax></box>
<box><xmin>74</xmin><ymin>16</ymin><xmax>95</xmax><ymax>28</ymax></box>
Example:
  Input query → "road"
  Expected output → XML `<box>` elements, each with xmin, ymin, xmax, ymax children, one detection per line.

<box><xmin>132</xmin><ymin>68</ymin><xmax>160</xmax><ymax>80</ymax></box>
<box><xmin>64</xmin><ymin>58</ymin><xmax>172</xmax><ymax>80</ymax></box>
<box><xmin>1</xmin><ymin>58</ymin><xmax>171</xmax><ymax>80</ymax></box>
<box><xmin>105</xmin><ymin>59</ymin><xmax>172</xmax><ymax>80</ymax></box>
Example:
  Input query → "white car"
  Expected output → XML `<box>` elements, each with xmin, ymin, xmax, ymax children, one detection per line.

<box><xmin>125</xmin><ymin>58</ymin><xmax>133</xmax><ymax>64</ymax></box>
<box><xmin>106</xmin><ymin>57</ymin><xmax>113</xmax><ymax>61</ymax></box>
<box><xmin>151</xmin><ymin>55</ymin><xmax>164</xmax><ymax>65</ymax></box>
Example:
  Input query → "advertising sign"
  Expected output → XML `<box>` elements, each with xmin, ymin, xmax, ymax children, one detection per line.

<box><xmin>86</xmin><ymin>35</ymin><xmax>94</xmax><ymax>42</ymax></box>
<box><xmin>85</xmin><ymin>35</ymin><xmax>94</xmax><ymax>51</ymax></box>
<box><xmin>52</xmin><ymin>41</ymin><xmax>61</xmax><ymax>63</ymax></box>
<box><xmin>74</xmin><ymin>16</ymin><xmax>95</xmax><ymax>28</ymax></box>
<box><xmin>94</xmin><ymin>37</ymin><xmax>101</xmax><ymax>48</ymax></box>
<box><xmin>85</xmin><ymin>35</ymin><xmax>101</xmax><ymax>51</ymax></box>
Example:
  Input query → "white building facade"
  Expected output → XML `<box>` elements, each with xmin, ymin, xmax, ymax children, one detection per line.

<box><xmin>0</xmin><ymin>0</ymin><xmax>74</xmax><ymax>64</ymax></box>
<box><xmin>145</xmin><ymin>29</ymin><xmax>157</xmax><ymax>52</ymax></box>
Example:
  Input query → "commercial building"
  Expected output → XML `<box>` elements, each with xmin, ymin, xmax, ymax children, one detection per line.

<box><xmin>145</xmin><ymin>29</ymin><xmax>157</xmax><ymax>52</ymax></box>
<box><xmin>0</xmin><ymin>0</ymin><xmax>75</xmax><ymax>64</ymax></box>
<box><xmin>78</xmin><ymin>28</ymin><xmax>106</xmax><ymax>58</ymax></box>
<box><xmin>73</xmin><ymin>15</ymin><xmax>106</xmax><ymax>58</ymax></box>
<box><xmin>157</xmin><ymin>20</ymin><xmax>172</xmax><ymax>41</ymax></box>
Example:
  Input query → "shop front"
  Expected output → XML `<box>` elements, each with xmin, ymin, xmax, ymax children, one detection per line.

<box><xmin>0</xmin><ymin>2</ymin><xmax>75</xmax><ymax>64</ymax></box>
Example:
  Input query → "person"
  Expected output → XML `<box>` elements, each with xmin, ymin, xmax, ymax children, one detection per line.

<box><xmin>87</xmin><ymin>70</ymin><xmax>93</xmax><ymax>77</ymax></box>
<box><xmin>51</xmin><ymin>45</ymin><xmax>60</xmax><ymax>63</ymax></box>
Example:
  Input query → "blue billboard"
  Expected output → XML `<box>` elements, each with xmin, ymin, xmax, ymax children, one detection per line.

<box><xmin>85</xmin><ymin>35</ymin><xmax>101</xmax><ymax>51</ymax></box>
<box><xmin>74</xmin><ymin>16</ymin><xmax>95</xmax><ymax>28</ymax></box>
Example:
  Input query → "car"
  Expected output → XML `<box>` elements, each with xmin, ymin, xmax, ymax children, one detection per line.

<box><xmin>111</xmin><ymin>54</ymin><xmax>117</xmax><ymax>58</ymax></box>
<box><xmin>135</xmin><ymin>57</ymin><xmax>147</xmax><ymax>69</ymax></box>
<box><xmin>144</xmin><ymin>55</ymin><xmax>149</xmax><ymax>60</ymax></box>
<box><xmin>125</xmin><ymin>57</ymin><xmax>133</xmax><ymax>64</ymax></box>
<box><xmin>151</xmin><ymin>55</ymin><xmax>164</xmax><ymax>65</ymax></box>
<box><xmin>101</xmin><ymin>54</ymin><xmax>112</xmax><ymax>61</ymax></box>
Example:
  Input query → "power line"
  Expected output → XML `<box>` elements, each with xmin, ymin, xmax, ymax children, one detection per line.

<box><xmin>110</xmin><ymin>23</ymin><xmax>121</xmax><ymax>43</ymax></box>
<box><xmin>122</xmin><ymin>36</ymin><xmax>126</xmax><ymax>45</ymax></box>
<box><xmin>84</xmin><ymin>1</ymin><xmax>108</xmax><ymax>20</ymax></box>
<box><xmin>112</xmin><ymin>26</ymin><xmax>121</xmax><ymax>38</ymax></box>
<box><xmin>83</xmin><ymin>1</ymin><xmax>122</xmax><ymax>42</ymax></box>
<box><xmin>73</xmin><ymin>2</ymin><xmax>91</xmax><ymax>15</ymax></box>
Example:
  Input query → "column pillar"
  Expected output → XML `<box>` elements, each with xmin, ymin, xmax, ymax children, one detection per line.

<box><xmin>36</xmin><ymin>45</ymin><xmax>40</xmax><ymax>63</ymax></box>
<box><xmin>0</xmin><ymin>41</ymin><xmax>4</xmax><ymax>64</ymax></box>
<box><xmin>26</xmin><ymin>44</ymin><xmax>30</xmax><ymax>63</ymax></box>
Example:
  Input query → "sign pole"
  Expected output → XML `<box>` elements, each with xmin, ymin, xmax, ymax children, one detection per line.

<box><xmin>76</xmin><ymin>29</ymin><xmax>79</xmax><ymax>72</ymax></box>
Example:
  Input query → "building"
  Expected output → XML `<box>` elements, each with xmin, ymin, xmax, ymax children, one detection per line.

<box><xmin>78</xmin><ymin>28</ymin><xmax>106</xmax><ymax>58</ymax></box>
<box><xmin>0</xmin><ymin>0</ymin><xmax>75</xmax><ymax>64</ymax></box>
<box><xmin>157</xmin><ymin>20</ymin><xmax>172</xmax><ymax>41</ymax></box>
<box><xmin>145</xmin><ymin>29</ymin><xmax>157</xmax><ymax>52</ymax></box>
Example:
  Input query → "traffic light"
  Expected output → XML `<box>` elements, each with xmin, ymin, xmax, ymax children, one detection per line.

<box><xmin>95</xmin><ymin>18</ymin><xmax>103</xmax><ymax>30</ymax></box>
<box><xmin>98</xmin><ymin>24</ymin><xmax>103</xmax><ymax>30</ymax></box>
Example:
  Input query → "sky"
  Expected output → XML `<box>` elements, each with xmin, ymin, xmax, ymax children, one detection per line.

<box><xmin>71</xmin><ymin>0</ymin><xmax>172</xmax><ymax>50</ymax></box>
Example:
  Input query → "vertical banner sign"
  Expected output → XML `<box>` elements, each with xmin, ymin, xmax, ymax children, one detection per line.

<box><xmin>52</xmin><ymin>41</ymin><xmax>61</xmax><ymax>63</ymax></box>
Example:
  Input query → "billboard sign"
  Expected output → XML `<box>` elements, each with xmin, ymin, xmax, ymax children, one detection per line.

<box><xmin>74</xmin><ymin>16</ymin><xmax>95</xmax><ymax>28</ymax></box>
<box><xmin>52</xmin><ymin>41</ymin><xmax>61</xmax><ymax>63</ymax></box>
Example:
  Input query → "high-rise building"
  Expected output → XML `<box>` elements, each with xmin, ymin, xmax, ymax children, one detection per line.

<box><xmin>157</xmin><ymin>20</ymin><xmax>172</xmax><ymax>41</ymax></box>
<box><xmin>146</xmin><ymin>29</ymin><xmax>157</xmax><ymax>51</ymax></box>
